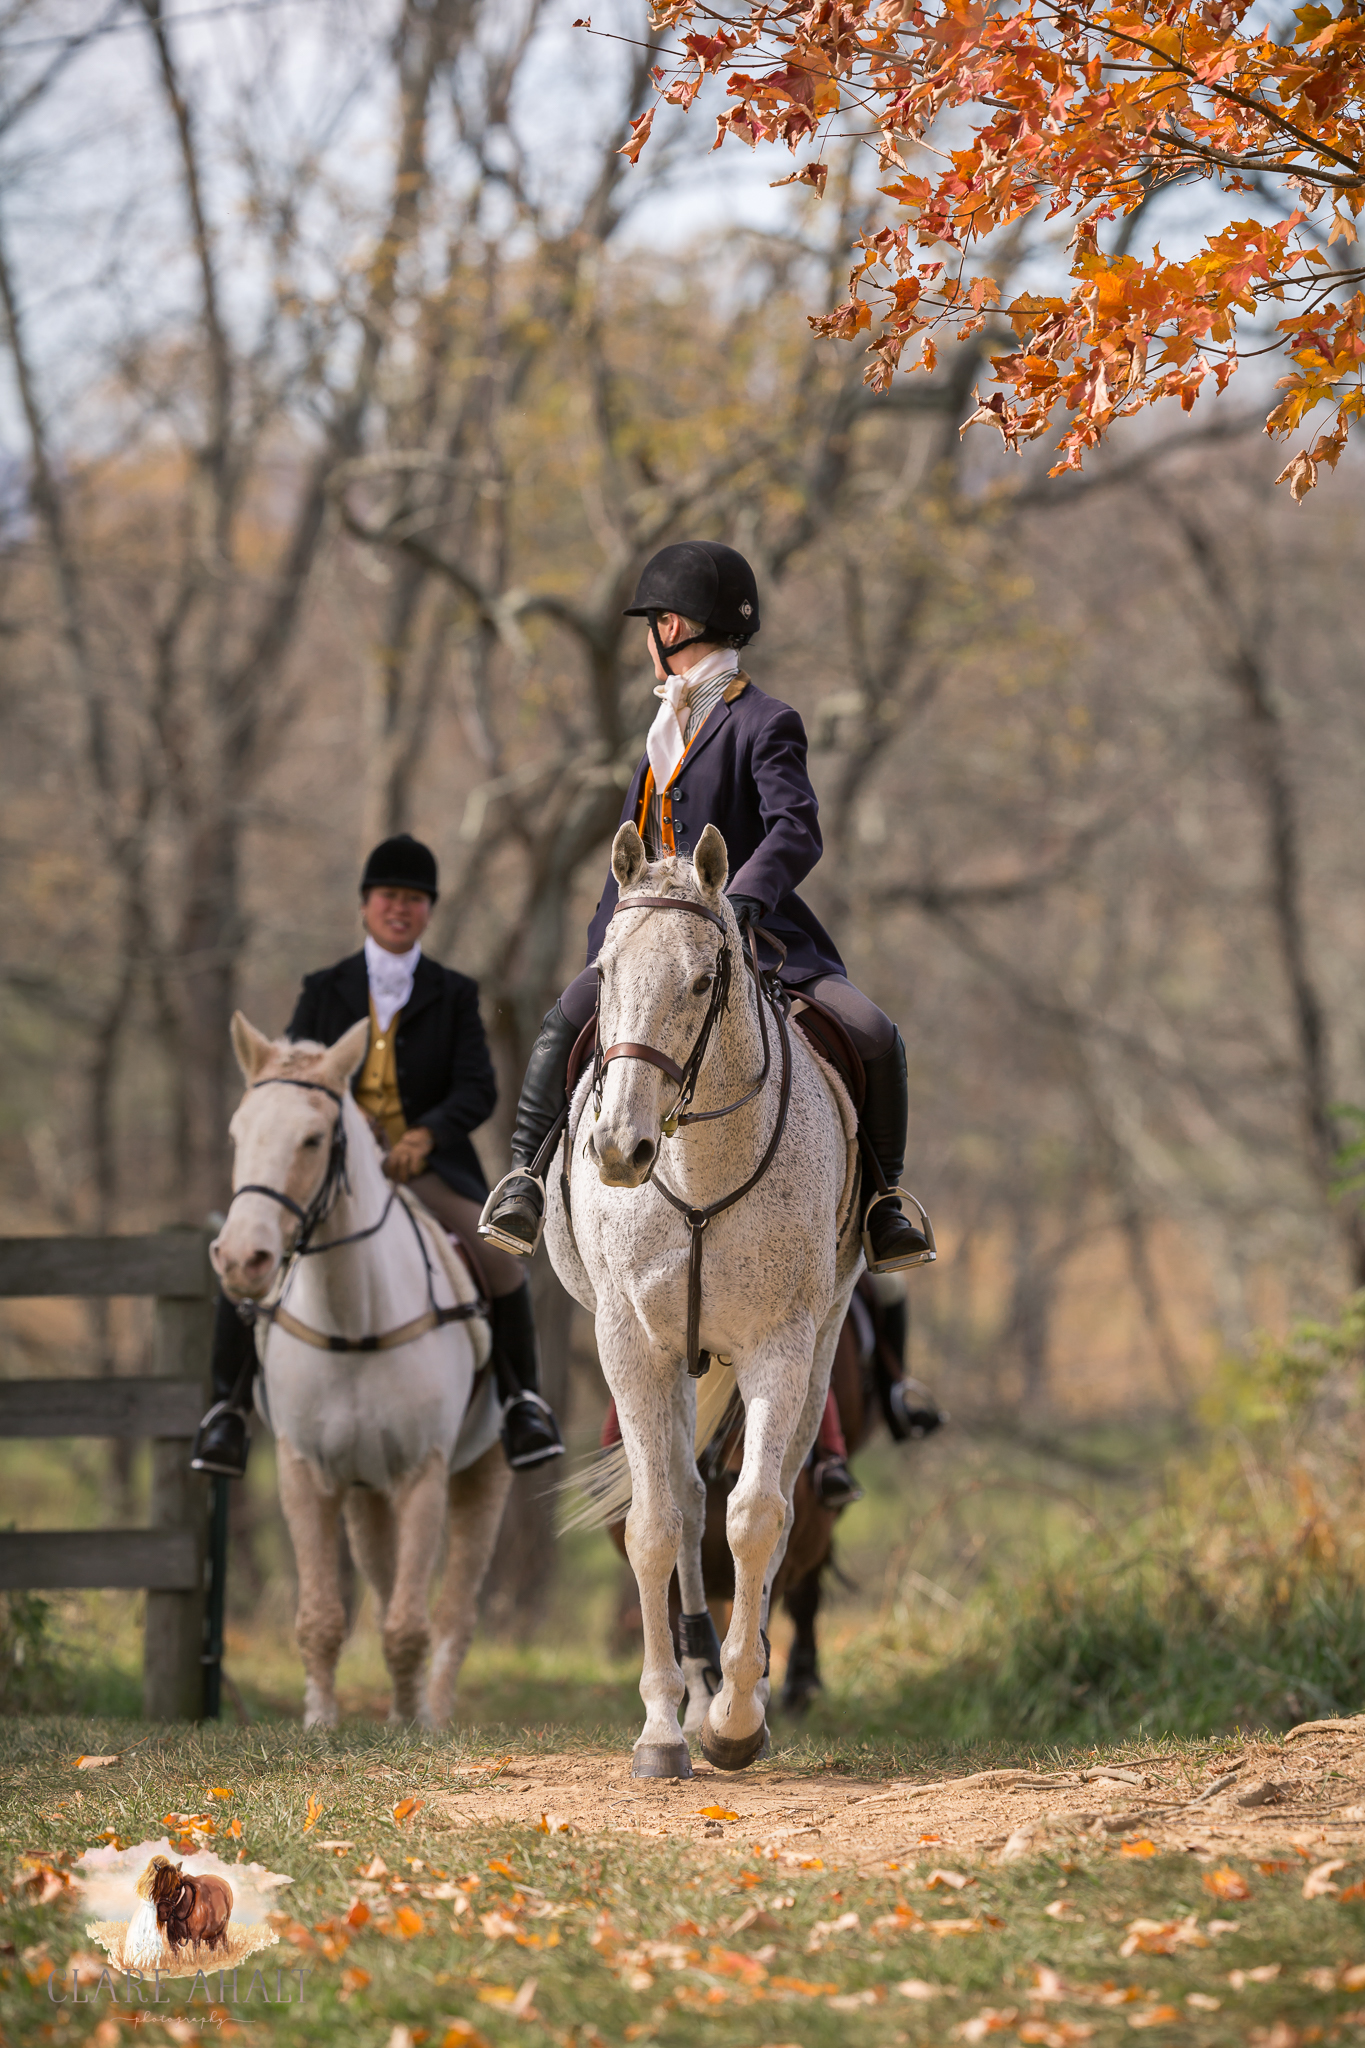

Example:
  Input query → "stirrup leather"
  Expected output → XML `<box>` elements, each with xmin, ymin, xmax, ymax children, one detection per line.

<box><xmin>478</xmin><ymin>1170</ymin><xmax>546</xmax><ymax>1258</ymax></box>
<box><xmin>862</xmin><ymin>1187</ymin><xmax>938</xmax><ymax>1273</ymax></box>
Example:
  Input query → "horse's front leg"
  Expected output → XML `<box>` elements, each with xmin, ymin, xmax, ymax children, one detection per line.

<box><xmin>276</xmin><ymin>1435</ymin><xmax>347</xmax><ymax>1730</ymax></box>
<box><xmin>381</xmin><ymin>1449</ymin><xmax>448</xmax><ymax>1726</ymax></box>
<box><xmin>702</xmin><ymin>1315</ymin><xmax>816</xmax><ymax>1771</ymax></box>
<box><xmin>670</xmin><ymin>1381</ymin><xmax>720</xmax><ymax>1741</ymax></box>
<box><xmin>608</xmin><ymin>1309</ymin><xmax>691</xmax><ymax>1779</ymax></box>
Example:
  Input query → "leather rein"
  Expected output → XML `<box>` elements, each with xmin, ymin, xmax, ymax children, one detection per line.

<box><xmin>597</xmin><ymin>894</ymin><xmax>793</xmax><ymax>1378</ymax></box>
<box><xmin>225</xmin><ymin>1076</ymin><xmax>486</xmax><ymax>1354</ymax></box>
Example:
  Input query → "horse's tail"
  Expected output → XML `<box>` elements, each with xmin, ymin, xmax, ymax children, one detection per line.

<box><xmin>556</xmin><ymin>1360</ymin><xmax>740</xmax><ymax>1534</ymax></box>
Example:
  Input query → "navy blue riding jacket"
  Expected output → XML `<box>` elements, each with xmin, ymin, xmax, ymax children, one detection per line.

<box><xmin>586</xmin><ymin>675</ymin><xmax>845</xmax><ymax>987</ymax></box>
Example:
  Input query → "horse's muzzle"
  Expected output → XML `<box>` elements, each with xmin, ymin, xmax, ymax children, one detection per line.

<box><xmin>210</xmin><ymin>1232</ymin><xmax>279</xmax><ymax>1300</ymax></box>
<box><xmin>591</xmin><ymin>1124</ymin><xmax>657</xmax><ymax>1188</ymax></box>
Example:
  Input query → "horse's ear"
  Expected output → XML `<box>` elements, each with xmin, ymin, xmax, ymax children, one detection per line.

<box><xmin>693</xmin><ymin>823</ymin><xmax>729</xmax><ymax>897</ymax></box>
<box><xmin>319</xmin><ymin>1016</ymin><xmax>371</xmax><ymax>1092</ymax></box>
<box><xmin>612</xmin><ymin>822</ymin><xmax>647</xmax><ymax>892</ymax></box>
<box><xmin>230</xmin><ymin>1012</ymin><xmax>273</xmax><ymax>1084</ymax></box>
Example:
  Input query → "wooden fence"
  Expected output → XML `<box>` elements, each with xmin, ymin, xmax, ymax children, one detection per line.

<box><xmin>0</xmin><ymin>1226</ymin><xmax>226</xmax><ymax>1720</ymax></box>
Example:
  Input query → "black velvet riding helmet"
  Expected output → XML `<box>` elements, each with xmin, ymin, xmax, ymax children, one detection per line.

<box><xmin>624</xmin><ymin>540</ymin><xmax>761</xmax><ymax>653</ymax></box>
<box><xmin>360</xmin><ymin>834</ymin><xmax>439</xmax><ymax>900</ymax></box>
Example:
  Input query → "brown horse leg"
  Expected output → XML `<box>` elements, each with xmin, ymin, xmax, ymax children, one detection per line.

<box><xmin>781</xmin><ymin>1566</ymin><xmax>824</xmax><ymax>1712</ymax></box>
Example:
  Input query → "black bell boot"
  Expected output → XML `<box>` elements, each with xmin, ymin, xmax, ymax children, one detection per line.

<box><xmin>492</xmin><ymin>1284</ymin><xmax>565</xmax><ymax>1470</ymax></box>
<box><xmin>859</xmin><ymin>1030</ymin><xmax>937</xmax><ymax>1275</ymax></box>
<box><xmin>480</xmin><ymin>1001</ymin><xmax>581</xmax><ymax>1257</ymax></box>
<box><xmin>190</xmin><ymin>1293</ymin><xmax>258</xmax><ymax>1478</ymax></box>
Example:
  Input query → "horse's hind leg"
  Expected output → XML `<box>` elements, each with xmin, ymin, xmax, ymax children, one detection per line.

<box><xmin>609</xmin><ymin>1318</ymin><xmax>690</xmax><ymax>1778</ymax></box>
<box><xmin>781</xmin><ymin>1566</ymin><xmax>824</xmax><ymax>1712</ymax></box>
<box><xmin>277</xmin><ymin>1436</ymin><xmax>347</xmax><ymax>1730</ymax></box>
<box><xmin>427</xmin><ymin>1444</ymin><xmax>512</xmax><ymax>1726</ymax></box>
<box><xmin>702</xmin><ymin>1315</ymin><xmax>816</xmax><ymax>1771</ymax></box>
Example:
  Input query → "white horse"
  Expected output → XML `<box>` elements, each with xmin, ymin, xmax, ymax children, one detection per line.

<box><xmin>543</xmin><ymin>822</ymin><xmax>863</xmax><ymax>1776</ymax></box>
<box><xmin>211</xmin><ymin>1017</ymin><xmax>511</xmax><ymax>1728</ymax></box>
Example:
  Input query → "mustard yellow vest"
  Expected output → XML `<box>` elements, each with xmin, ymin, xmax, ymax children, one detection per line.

<box><xmin>353</xmin><ymin>996</ymin><xmax>407</xmax><ymax>1148</ymax></box>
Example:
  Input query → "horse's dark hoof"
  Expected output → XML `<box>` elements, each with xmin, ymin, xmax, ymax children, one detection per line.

<box><xmin>631</xmin><ymin>1742</ymin><xmax>693</xmax><ymax>1780</ymax></box>
<box><xmin>699</xmin><ymin>1716</ymin><xmax>770</xmax><ymax>1771</ymax></box>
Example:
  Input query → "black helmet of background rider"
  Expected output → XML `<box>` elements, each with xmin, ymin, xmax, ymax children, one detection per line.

<box><xmin>623</xmin><ymin>541</ymin><xmax>761</xmax><ymax>677</ymax></box>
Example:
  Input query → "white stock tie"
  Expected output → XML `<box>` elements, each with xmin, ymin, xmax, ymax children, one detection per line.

<box><xmin>646</xmin><ymin>673</ymin><xmax>692</xmax><ymax>797</ymax></box>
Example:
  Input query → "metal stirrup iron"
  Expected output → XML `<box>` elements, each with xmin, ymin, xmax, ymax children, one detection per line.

<box><xmin>861</xmin><ymin>1185</ymin><xmax>938</xmax><ymax>1272</ymax></box>
<box><xmin>478</xmin><ymin>1104</ymin><xmax>570</xmax><ymax>1259</ymax></box>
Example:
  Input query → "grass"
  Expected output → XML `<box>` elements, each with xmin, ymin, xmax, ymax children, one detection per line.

<box><xmin>4</xmin><ymin>1719</ymin><xmax>1365</xmax><ymax>2046</ymax></box>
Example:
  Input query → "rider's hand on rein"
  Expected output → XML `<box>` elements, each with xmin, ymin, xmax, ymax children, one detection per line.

<box><xmin>384</xmin><ymin>1126</ymin><xmax>435</xmax><ymax>1184</ymax></box>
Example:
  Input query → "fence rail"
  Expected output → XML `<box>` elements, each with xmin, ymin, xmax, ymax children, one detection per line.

<box><xmin>0</xmin><ymin>1226</ymin><xmax>224</xmax><ymax>1720</ymax></box>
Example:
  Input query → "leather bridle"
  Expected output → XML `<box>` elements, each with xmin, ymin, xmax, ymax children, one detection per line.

<box><xmin>225</xmin><ymin>1077</ymin><xmax>355</xmax><ymax>1258</ymax></box>
<box><xmin>222</xmin><ymin>1075</ymin><xmax>486</xmax><ymax>1352</ymax></box>
<box><xmin>596</xmin><ymin>893</ymin><xmax>794</xmax><ymax>1377</ymax></box>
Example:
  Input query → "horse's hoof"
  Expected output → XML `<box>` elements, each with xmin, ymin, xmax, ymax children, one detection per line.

<box><xmin>631</xmin><ymin>1742</ymin><xmax>693</xmax><ymax>1780</ymax></box>
<box><xmin>699</xmin><ymin>1716</ymin><xmax>770</xmax><ymax>1771</ymax></box>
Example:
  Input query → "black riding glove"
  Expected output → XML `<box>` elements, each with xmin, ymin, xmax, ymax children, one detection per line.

<box><xmin>727</xmin><ymin>893</ymin><xmax>764</xmax><ymax>934</ymax></box>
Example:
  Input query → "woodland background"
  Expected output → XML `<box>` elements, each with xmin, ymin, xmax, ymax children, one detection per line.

<box><xmin>2</xmin><ymin>0</ymin><xmax>1364</xmax><ymax>1700</ymax></box>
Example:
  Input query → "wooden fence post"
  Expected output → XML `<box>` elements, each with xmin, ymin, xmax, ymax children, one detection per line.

<box><xmin>144</xmin><ymin>1226</ymin><xmax>214</xmax><ymax>1721</ymax></box>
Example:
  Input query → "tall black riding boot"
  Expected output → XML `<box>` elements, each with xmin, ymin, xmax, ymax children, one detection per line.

<box><xmin>870</xmin><ymin>1287</ymin><xmax>944</xmax><ymax>1440</ymax></box>
<box><xmin>492</xmin><ymin>1284</ymin><xmax>565</xmax><ymax>1470</ymax></box>
<box><xmin>189</xmin><ymin>1292</ymin><xmax>257</xmax><ymax>1478</ymax></box>
<box><xmin>480</xmin><ymin>1000</ymin><xmax>581</xmax><ymax>1257</ymax></box>
<box><xmin>860</xmin><ymin>1030</ymin><xmax>937</xmax><ymax>1275</ymax></box>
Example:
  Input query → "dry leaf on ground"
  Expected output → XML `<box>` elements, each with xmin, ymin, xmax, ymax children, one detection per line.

<box><xmin>71</xmin><ymin>1756</ymin><xmax>120</xmax><ymax>1771</ymax></box>
<box><xmin>1129</xmin><ymin>2008</ymin><xmax>1181</xmax><ymax>2030</ymax></box>
<box><xmin>1203</xmin><ymin>1867</ymin><xmax>1252</xmax><ymax>1901</ymax></box>
<box><xmin>1303</xmin><ymin>1859</ymin><xmax>1347</xmax><ymax>1898</ymax></box>
<box><xmin>392</xmin><ymin>1798</ymin><xmax>422</xmax><ymax>1823</ymax></box>
<box><xmin>806</xmin><ymin>1911</ymin><xmax>859</xmax><ymax>1950</ymax></box>
<box><xmin>302</xmin><ymin>1795</ymin><xmax>323</xmax><ymax>1834</ymax></box>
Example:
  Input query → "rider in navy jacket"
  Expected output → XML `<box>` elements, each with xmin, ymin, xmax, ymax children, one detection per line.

<box><xmin>584</xmin><ymin>679</ymin><xmax>844</xmax><ymax>987</ymax></box>
<box><xmin>480</xmin><ymin>540</ymin><xmax>932</xmax><ymax>1285</ymax></box>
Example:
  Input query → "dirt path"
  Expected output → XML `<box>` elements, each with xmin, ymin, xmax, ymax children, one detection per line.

<box><xmin>428</xmin><ymin>1722</ymin><xmax>1365</xmax><ymax>1870</ymax></box>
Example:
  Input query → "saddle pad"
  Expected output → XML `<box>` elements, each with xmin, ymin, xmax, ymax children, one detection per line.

<box><xmin>792</xmin><ymin>998</ymin><xmax>866</xmax><ymax>1114</ymax></box>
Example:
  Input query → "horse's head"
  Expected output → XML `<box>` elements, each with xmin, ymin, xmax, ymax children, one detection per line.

<box><xmin>591</xmin><ymin>821</ymin><xmax>736</xmax><ymax>1188</ymax></box>
<box><xmin>210</xmin><ymin>1014</ymin><xmax>369</xmax><ymax>1299</ymax></box>
<box><xmin>136</xmin><ymin>1855</ymin><xmax>181</xmax><ymax>1909</ymax></box>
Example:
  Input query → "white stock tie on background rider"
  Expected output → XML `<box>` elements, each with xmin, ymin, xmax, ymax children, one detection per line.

<box><xmin>365</xmin><ymin>934</ymin><xmax>421</xmax><ymax>1033</ymax></box>
<box><xmin>645</xmin><ymin>646</ymin><xmax>741</xmax><ymax>796</ymax></box>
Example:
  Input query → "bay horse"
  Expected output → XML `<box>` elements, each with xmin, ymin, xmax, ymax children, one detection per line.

<box><xmin>211</xmin><ymin>1017</ymin><xmax>511</xmax><ymax>1728</ymax></box>
<box><xmin>542</xmin><ymin>822</ymin><xmax>864</xmax><ymax>1776</ymax></box>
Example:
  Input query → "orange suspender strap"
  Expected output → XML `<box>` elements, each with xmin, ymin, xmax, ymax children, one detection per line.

<box><xmin>636</xmin><ymin>717</ymin><xmax>719</xmax><ymax>859</ymax></box>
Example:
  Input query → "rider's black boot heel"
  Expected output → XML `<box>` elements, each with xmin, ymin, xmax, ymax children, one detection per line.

<box><xmin>480</xmin><ymin>1001</ymin><xmax>580</xmax><ymax>1258</ymax></box>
